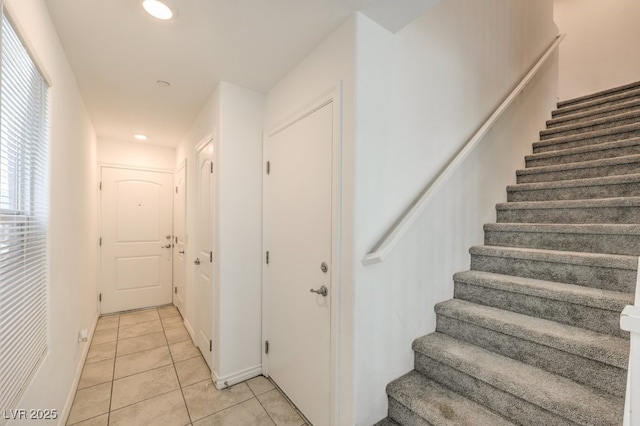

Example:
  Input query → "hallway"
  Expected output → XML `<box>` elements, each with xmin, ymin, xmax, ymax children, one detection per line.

<box><xmin>66</xmin><ymin>305</ymin><xmax>306</xmax><ymax>426</ymax></box>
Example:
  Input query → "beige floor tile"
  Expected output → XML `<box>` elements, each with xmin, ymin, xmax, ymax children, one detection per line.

<box><xmin>119</xmin><ymin>309</ymin><xmax>160</xmax><ymax>327</ymax></box>
<box><xmin>109</xmin><ymin>389</ymin><xmax>190</xmax><ymax>426</ymax></box>
<box><xmin>164</xmin><ymin>326</ymin><xmax>191</xmax><ymax>343</ymax></box>
<box><xmin>169</xmin><ymin>340</ymin><xmax>201</xmax><ymax>363</ymax></box>
<box><xmin>257</xmin><ymin>389</ymin><xmax>305</xmax><ymax>426</ymax></box>
<box><xmin>119</xmin><ymin>320</ymin><xmax>163</xmax><ymax>340</ymax></box>
<box><xmin>193</xmin><ymin>398</ymin><xmax>274</xmax><ymax>426</ymax></box>
<box><xmin>158</xmin><ymin>305</ymin><xmax>181</xmax><ymax>319</ymax></box>
<box><xmin>182</xmin><ymin>381</ymin><xmax>254</xmax><ymax>421</ymax></box>
<box><xmin>165</xmin><ymin>325</ymin><xmax>191</xmax><ymax>344</ymax></box>
<box><xmin>66</xmin><ymin>382</ymin><xmax>111</xmax><ymax>425</ymax></box>
<box><xmin>111</xmin><ymin>365</ymin><xmax>180</xmax><ymax>410</ymax></box>
<box><xmin>246</xmin><ymin>375</ymin><xmax>275</xmax><ymax>396</ymax></box>
<box><xmin>91</xmin><ymin>328</ymin><xmax>118</xmax><ymax>345</ymax></box>
<box><xmin>95</xmin><ymin>315</ymin><xmax>119</xmax><ymax>331</ymax></box>
<box><xmin>86</xmin><ymin>341</ymin><xmax>116</xmax><ymax>364</ymax></box>
<box><xmin>117</xmin><ymin>331</ymin><xmax>167</xmax><ymax>357</ymax></box>
<box><xmin>67</xmin><ymin>413</ymin><xmax>108</xmax><ymax>426</ymax></box>
<box><xmin>175</xmin><ymin>356</ymin><xmax>211</xmax><ymax>386</ymax></box>
<box><xmin>114</xmin><ymin>346</ymin><xmax>172</xmax><ymax>379</ymax></box>
<box><xmin>162</xmin><ymin>315</ymin><xmax>184</xmax><ymax>329</ymax></box>
<box><xmin>78</xmin><ymin>358</ymin><xmax>114</xmax><ymax>389</ymax></box>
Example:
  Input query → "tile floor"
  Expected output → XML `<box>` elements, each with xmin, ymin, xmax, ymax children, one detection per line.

<box><xmin>67</xmin><ymin>305</ymin><xmax>307</xmax><ymax>426</ymax></box>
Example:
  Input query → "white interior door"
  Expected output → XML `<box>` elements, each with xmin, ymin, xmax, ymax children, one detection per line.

<box><xmin>196</xmin><ymin>139</ymin><xmax>214</xmax><ymax>369</ymax></box>
<box><xmin>173</xmin><ymin>161</ymin><xmax>187</xmax><ymax>316</ymax></box>
<box><xmin>266</xmin><ymin>102</ymin><xmax>333</xmax><ymax>426</ymax></box>
<box><xmin>100</xmin><ymin>167</ymin><xmax>173</xmax><ymax>314</ymax></box>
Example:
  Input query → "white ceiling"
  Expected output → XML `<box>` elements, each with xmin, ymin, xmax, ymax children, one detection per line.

<box><xmin>44</xmin><ymin>0</ymin><xmax>437</xmax><ymax>147</ymax></box>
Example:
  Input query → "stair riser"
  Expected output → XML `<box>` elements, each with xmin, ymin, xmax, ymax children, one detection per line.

<box><xmin>470</xmin><ymin>253</ymin><xmax>636</xmax><ymax>292</ymax></box>
<box><xmin>507</xmin><ymin>181</ymin><xmax>640</xmax><ymax>202</ymax></box>
<box><xmin>533</xmin><ymin>129</ymin><xmax>640</xmax><ymax>153</ymax></box>
<box><xmin>496</xmin><ymin>205</ymin><xmax>640</xmax><ymax>225</ymax></box>
<box><xmin>484</xmin><ymin>228</ymin><xmax>640</xmax><ymax>256</ymax></box>
<box><xmin>414</xmin><ymin>355</ymin><xmax>580</xmax><ymax>426</ymax></box>
<box><xmin>517</xmin><ymin>161</ymin><xmax>640</xmax><ymax>184</ymax></box>
<box><xmin>541</xmin><ymin>116</ymin><xmax>640</xmax><ymax>141</ymax></box>
<box><xmin>453</xmin><ymin>282</ymin><xmax>628</xmax><ymax>338</ymax></box>
<box><xmin>436</xmin><ymin>316</ymin><xmax>626</xmax><ymax>397</ymax></box>
<box><xmin>526</xmin><ymin>144</ymin><xmax>640</xmax><ymax>167</ymax></box>
<box><xmin>547</xmin><ymin>103</ymin><xmax>640</xmax><ymax>129</ymax></box>
<box><xmin>553</xmin><ymin>92</ymin><xmax>640</xmax><ymax>118</ymax></box>
<box><xmin>388</xmin><ymin>398</ymin><xmax>432</xmax><ymax>426</ymax></box>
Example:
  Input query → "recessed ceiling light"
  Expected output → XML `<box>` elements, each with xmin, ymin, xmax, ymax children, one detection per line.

<box><xmin>134</xmin><ymin>134</ymin><xmax>148</xmax><ymax>141</ymax></box>
<box><xmin>142</xmin><ymin>0</ymin><xmax>174</xmax><ymax>20</ymax></box>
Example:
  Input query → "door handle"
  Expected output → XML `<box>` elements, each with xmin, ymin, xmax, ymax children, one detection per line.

<box><xmin>194</xmin><ymin>258</ymin><xmax>200</xmax><ymax>265</ymax></box>
<box><xmin>309</xmin><ymin>285</ymin><xmax>328</xmax><ymax>297</ymax></box>
<box><xmin>179</xmin><ymin>250</ymin><xmax>185</xmax><ymax>254</ymax></box>
<box><xmin>161</xmin><ymin>244</ymin><xmax>172</xmax><ymax>248</ymax></box>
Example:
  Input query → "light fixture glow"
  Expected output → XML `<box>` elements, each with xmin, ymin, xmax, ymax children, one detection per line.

<box><xmin>134</xmin><ymin>134</ymin><xmax>148</xmax><ymax>141</ymax></box>
<box><xmin>142</xmin><ymin>0</ymin><xmax>173</xmax><ymax>20</ymax></box>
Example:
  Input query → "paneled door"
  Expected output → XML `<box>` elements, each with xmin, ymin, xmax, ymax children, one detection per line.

<box><xmin>195</xmin><ymin>138</ymin><xmax>214</xmax><ymax>369</ymax></box>
<box><xmin>100</xmin><ymin>167</ymin><xmax>173</xmax><ymax>314</ymax></box>
<box><xmin>173</xmin><ymin>161</ymin><xmax>187</xmax><ymax>316</ymax></box>
<box><xmin>266</xmin><ymin>102</ymin><xmax>333</xmax><ymax>426</ymax></box>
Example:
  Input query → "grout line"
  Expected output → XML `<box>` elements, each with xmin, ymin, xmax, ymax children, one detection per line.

<box><xmin>164</xmin><ymin>309</ymin><xmax>194</xmax><ymax>426</ymax></box>
<box><xmin>106</xmin><ymin>312</ymin><xmax>120</xmax><ymax>426</ymax></box>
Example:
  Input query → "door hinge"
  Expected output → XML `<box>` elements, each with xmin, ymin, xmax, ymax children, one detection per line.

<box><xmin>99</xmin><ymin>181</ymin><xmax>102</xmax><ymax>190</ymax></box>
<box><xmin>98</xmin><ymin>293</ymin><xmax>102</xmax><ymax>302</ymax></box>
<box><xmin>174</xmin><ymin>287</ymin><xmax>177</xmax><ymax>294</ymax></box>
<box><xmin>209</xmin><ymin>251</ymin><xmax>213</xmax><ymax>262</ymax></box>
<box><xmin>209</xmin><ymin>340</ymin><xmax>212</xmax><ymax>351</ymax></box>
<box><xmin>266</xmin><ymin>161</ymin><xmax>270</xmax><ymax>175</ymax></box>
<box><xmin>99</xmin><ymin>237</ymin><xmax>102</xmax><ymax>246</ymax></box>
<box><xmin>210</xmin><ymin>163</ymin><xmax>213</xmax><ymax>173</ymax></box>
<box><xmin>265</xmin><ymin>340</ymin><xmax>269</xmax><ymax>354</ymax></box>
<box><xmin>176</xmin><ymin>186</ymin><xmax>178</xmax><ymax>194</ymax></box>
<box><xmin>265</xmin><ymin>251</ymin><xmax>269</xmax><ymax>265</ymax></box>
<box><xmin>175</xmin><ymin>236</ymin><xmax>178</xmax><ymax>244</ymax></box>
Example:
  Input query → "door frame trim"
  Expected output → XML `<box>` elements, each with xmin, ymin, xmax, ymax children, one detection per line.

<box><xmin>262</xmin><ymin>82</ymin><xmax>343</xmax><ymax>425</ymax></box>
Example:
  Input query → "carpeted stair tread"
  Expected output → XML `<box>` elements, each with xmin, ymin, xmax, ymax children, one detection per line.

<box><xmin>469</xmin><ymin>245</ymin><xmax>637</xmax><ymax>292</ymax></box>
<box><xmin>484</xmin><ymin>222</ymin><xmax>640</xmax><ymax>255</ymax></box>
<box><xmin>553</xmin><ymin>87</ymin><xmax>640</xmax><ymax>119</ymax></box>
<box><xmin>548</xmin><ymin>98</ymin><xmax>640</xmax><ymax>128</ymax></box>
<box><xmin>556</xmin><ymin>80</ymin><xmax>640</xmax><ymax>109</ymax></box>
<box><xmin>516</xmin><ymin>153</ymin><xmax>640</xmax><ymax>183</ymax></box>
<box><xmin>387</xmin><ymin>371</ymin><xmax>515</xmax><ymax>426</ymax></box>
<box><xmin>532</xmin><ymin>122</ymin><xmax>640</xmax><ymax>153</ymax></box>
<box><xmin>373</xmin><ymin>417</ymin><xmax>401</xmax><ymax>426</ymax></box>
<box><xmin>541</xmin><ymin>109</ymin><xmax>640</xmax><ymax>140</ymax></box>
<box><xmin>452</xmin><ymin>270</ymin><xmax>633</xmax><ymax>312</ymax></box>
<box><xmin>412</xmin><ymin>333</ymin><xmax>624</xmax><ymax>426</ymax></box>
<box><xmin>495</xmin><ymin>196</ymin><xmax>640</xmax><ymax>223</ymax></box>
<box><xmin>525</xmin><ymin>137</ymin><xmax>640</xmax><ymax>167</ymax></box>
<box><xmin>506</xmin><ymin>173</ymin><xmax>640</xmax><ymax>202</ymax></box>
<box><xmin>435</xmin><ymin>299</ymin><xmax>629</xmax><ymax>368</ymax></box>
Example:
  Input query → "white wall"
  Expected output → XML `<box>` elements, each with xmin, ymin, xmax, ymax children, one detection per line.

<box><xmin>175</xmin><ymin>81</ymin><xmax>264</xmax><ymax>387</ymax></box>
<box><xmin>97</xmin><ymin>138</ymin><xmax>175</xmax><ymax>171</ymax></box>
<box><xmin>4</xmin><ymin>0</ymin><xmax>98</xmax><ymax>424</ymax></box>
<box><xmin>353</xmin><ymin>1</ymin><xmax>558</xmax><ymax>424</ymax></box>
<box><xmin>554</xmin><ymin>0</ymin><xmax>640</xmax><ymax>100</ymax></box>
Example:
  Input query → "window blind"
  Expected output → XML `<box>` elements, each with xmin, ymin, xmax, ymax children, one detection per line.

<box><xmin>0</xmin><ymin>3</ymin><xmax>50</xmax><ymax>415</ymax></box>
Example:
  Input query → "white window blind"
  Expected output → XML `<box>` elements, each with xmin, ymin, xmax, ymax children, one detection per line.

<box><xmin>0</xmin><ymin>3</ymin><xmax>50</xmax><ymax>415</ymax></box>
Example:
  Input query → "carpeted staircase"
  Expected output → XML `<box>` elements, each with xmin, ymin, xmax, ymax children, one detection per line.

<box><xmin>379</xmin><ymin>81</ymin><xmax>640</xmax><ymax>425</ymax></box>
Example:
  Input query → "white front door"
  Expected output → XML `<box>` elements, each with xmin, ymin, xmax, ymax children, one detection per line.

<box><xmin>266</xmin><ymin>102</ymin><xmax>333</xmax><ymax>426</ymax></box>
<box><xmin>173</xmin><ymin>161</ymin><xmax>187</xmax><ymax>316</ymax></box>
<box><xmin>100</xmin><ymin>167</ymin><xmax>173</xmax><ymax>314</ymax></box>
<box><xmin>195</xmin><ymin>138</ymin><xmax>214</xmax><ymax>369</ymax></box>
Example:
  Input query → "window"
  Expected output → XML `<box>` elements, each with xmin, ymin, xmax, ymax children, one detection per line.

<box><xmin>0</xmin><ymin>4</ymin><xmax>50</xmax><ymax>414</ymax></box>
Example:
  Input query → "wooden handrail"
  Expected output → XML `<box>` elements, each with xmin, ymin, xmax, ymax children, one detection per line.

<box><xmin>362</xmin><ymin>34</ymin><xmax>566</xmax><ymax>266</ymax></box>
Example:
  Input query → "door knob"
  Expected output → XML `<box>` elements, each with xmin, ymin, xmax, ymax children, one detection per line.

<box><xmin>161</xmin><ymin>244</ymin><xmax>172</xmax><ymax>248</ymax></box>
<box><xmin>179</xmin><ymin>250</ymin><xmax>185</xmax><ymax>254</ymax></box>
<box><xmin>309</xmin><ymin>285</ymin><xmax>328</xmax><ymax>297</ymax></box>
<box><xmin>194</xmin><ymin>258</ymin><xmax>200</xmax><ymax>265</ymax></box>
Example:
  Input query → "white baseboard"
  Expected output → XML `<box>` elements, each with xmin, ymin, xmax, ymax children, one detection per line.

<box><xmin>183</xmin><ymin>317</ymin><xmax>195</xmax><ymax>340</ymax></box>
<box><xmin>213</xmin><ymin>364</ymin><xmax>263</xmax><ymax>390</ymax></box>
<box><xmin>58</xmin><ymin>312</ymin><xmax>99</xmax><ymax>426</ymax></box>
